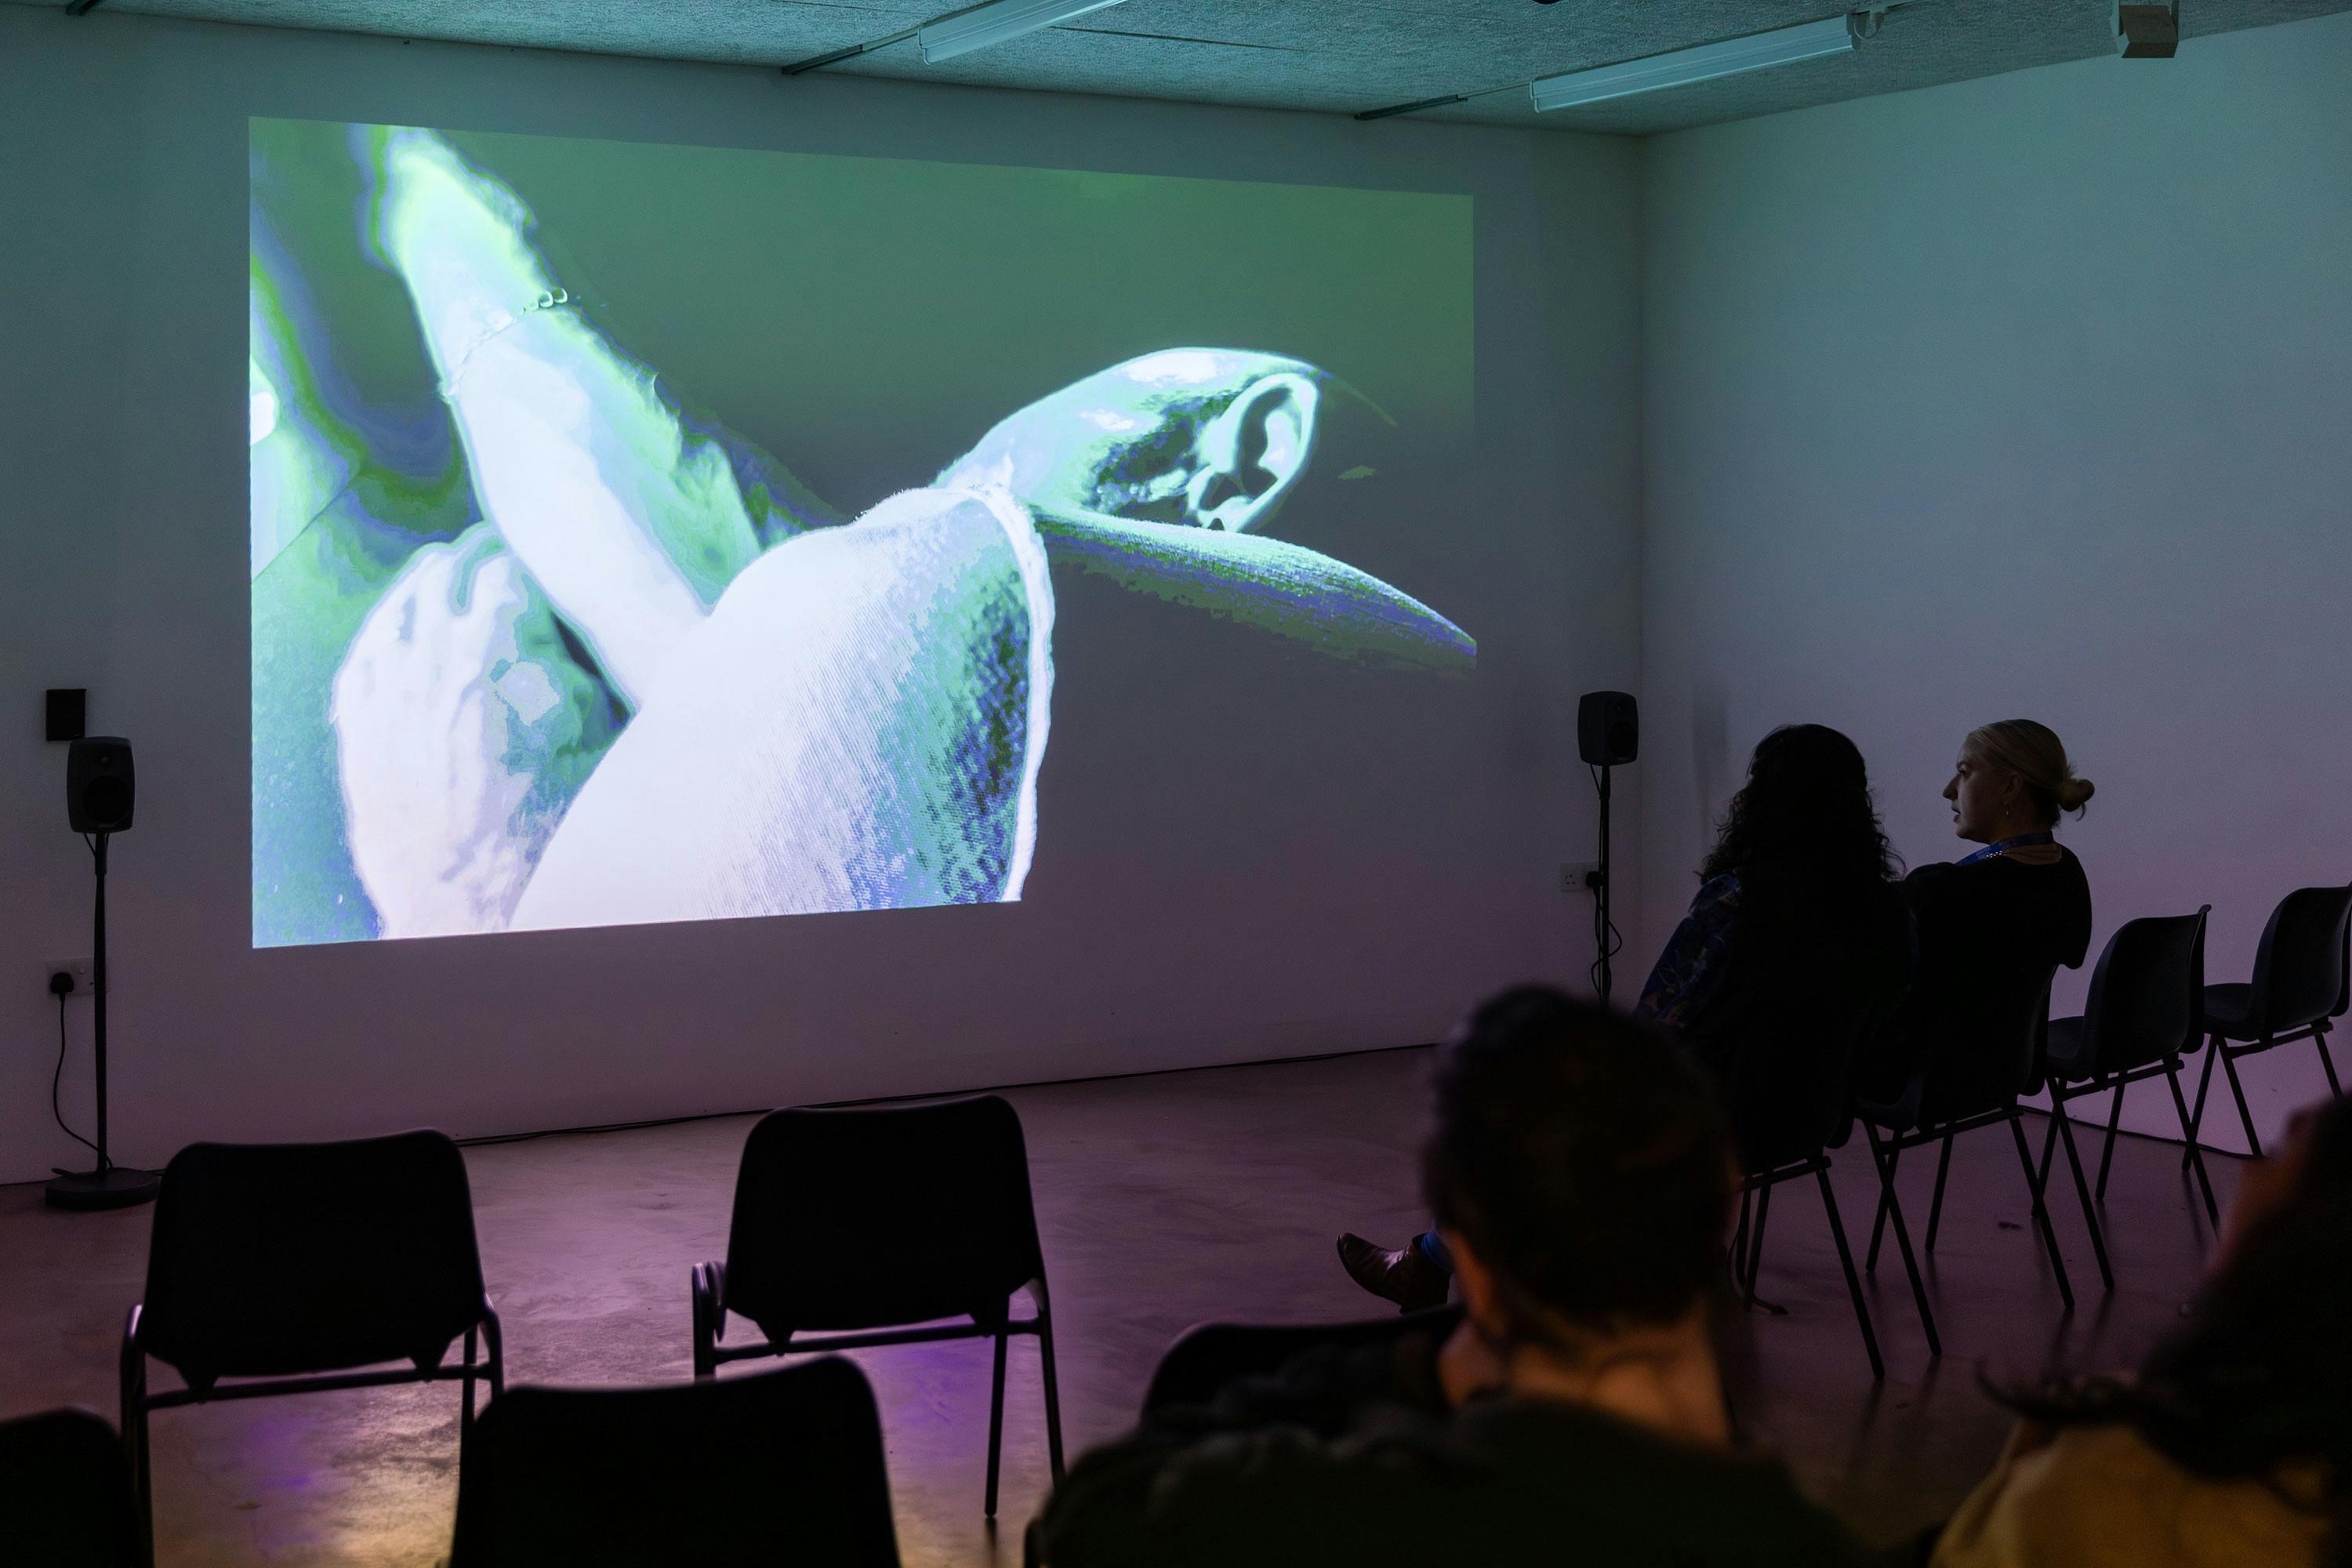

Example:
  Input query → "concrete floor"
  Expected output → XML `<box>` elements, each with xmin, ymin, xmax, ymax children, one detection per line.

<box><xmin>2</xmin><ymin>1045</ymin><xmax>2234</xmax><ymax>1566</ymax></box>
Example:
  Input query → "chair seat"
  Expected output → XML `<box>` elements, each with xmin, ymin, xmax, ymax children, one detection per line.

<box><xmin>2202</xmin><ymin>983</ymin><xmax>2259</xmax><ymax>1040</ymax></box>
<box><xmin>2042</xmin><ymin>1015</ymin><xmax>2092</xmax><ymax>1080</ymax></box>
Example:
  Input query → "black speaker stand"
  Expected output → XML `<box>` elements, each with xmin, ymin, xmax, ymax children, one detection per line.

<box><xmin>1595</xmin><ymin>763</ymin><xmax>1615</xmax><ymax>1004</ymax></box>
<box><xmin>46</xmin><ymin>833</ymin><xmax>157</xmax><ymax>1210</ymax></box>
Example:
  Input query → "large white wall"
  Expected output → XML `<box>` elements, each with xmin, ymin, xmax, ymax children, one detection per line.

<box><xmin>0</xmin><ymin>8</ymin><xmax>1642</xmax><ymax>1181</ymax></box>
<box><xmin>1639</xmin><ymin>13</ymin><xmax>2352</xmax><ymax>1152</ymax></box>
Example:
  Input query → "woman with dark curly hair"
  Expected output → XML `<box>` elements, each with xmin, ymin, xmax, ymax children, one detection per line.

<box><xmin>1633</xmin><ymin>724</ymin><xmax>1912</xmax><ymax>1076</ymax></box>
<box><xmin>1338</xmin><ymin>724</ymin><xmax>1911</xmax><ymax>1310</ymax></box>
<box><xmin>1933</xmin><ymin>1093</ymin><xmax>2352</xmax><ymax>1567</ymax></box>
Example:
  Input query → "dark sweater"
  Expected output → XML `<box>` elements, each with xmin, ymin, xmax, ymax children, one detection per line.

<box><xmin>1033</xmin><ymin>1330</ymin><xmax>1870</xmax><ymax>1568</ymax></box>
<box><xmin>1859</xmin><ymin>846</ymin><xmax>2092</xmax><ymax>1109</ymax></box>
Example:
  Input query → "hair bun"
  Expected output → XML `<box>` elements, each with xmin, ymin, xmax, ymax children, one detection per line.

<box><xmin>2058</xmin><ymin>777</ymin><xmax>2096</xmax><ymax>811</ymax></box>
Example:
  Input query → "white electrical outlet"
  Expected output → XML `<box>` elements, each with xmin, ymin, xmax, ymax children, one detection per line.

<box><xmin>1559</xmin><ymin>862</ymin><xmax>1602</xmax><ymax>895</ymax></box>
<box><xmin>44</xmin><ymin>957</ymin><xmax>94</xmax><ymax>997</ymax></box>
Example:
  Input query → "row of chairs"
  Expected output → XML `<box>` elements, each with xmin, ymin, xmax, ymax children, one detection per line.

<box><xmin>10</xmin><ymin>1357</ymin><xmax>898</xmax><ymax>1567</ymax></box>
<box><xmin>112</xmin><ymin>1095</ymin><xmax>1065</xmax><ymax>1562</ymax></box>
<box><xmin>1733</xmin><ymin>880</ymin><xmax>2350</xmax><ymax>1380</ymax></box>
<box><xmin>14</xmin><ymin>1302</ymin><xmax>1457</xmax><ymax>1567</ymax></box>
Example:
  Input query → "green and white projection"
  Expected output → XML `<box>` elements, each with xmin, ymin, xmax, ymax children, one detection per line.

<box><xmin>250</xmin><ymin>119</ymin><xmax>1475</xmax><ymax>946</ymax></box>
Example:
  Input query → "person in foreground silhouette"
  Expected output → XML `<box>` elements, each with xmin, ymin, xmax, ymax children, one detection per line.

<box><xmin>1854</xmin><ymin>718</ymin><xmax>2094</xmax><ymax>1102</ymax></box>
<box><xmin>1933</xmin><ymin>1093</ymin><xmax>2352</xmax><ymax>1568</ymax></box>
<box><xmin>1035</xmin><ymin>988</ymin><xmax>1867</xmax><ymax>1568</ymax></box>
<box><xmin>1340</xmin><ymin>724</ymin><xmax>1911</xmax><ymax>1308</ymax></box>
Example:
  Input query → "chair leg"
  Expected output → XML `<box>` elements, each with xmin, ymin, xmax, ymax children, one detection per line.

<box><xmin>121</xmin><ymin>1314</ymin><xmax>151</xmax><ymax>1568</ymax></box>
<box><xmin>2184</xmin><ymin>1038</ymin><xmax>2219</xmax><ymax>1171</ymax></box>
<box><xmin>1813</xmin><ymin>1165</ymin><xmax>1884</xmax><ymax>1381</ymax></box>
<box><xmin>984</xmin><ymin>1324</ymin><xmax>1009</xmax><ymax>1519</ymax></box>
<box><xmin>459</xmin><ymin>1324</ymin><xmax>479</xmax><ymax>1453</ymax></box>
<box><xmin>2006</xmin><ymin>1112</ymin><xmax>2074</xmax><ymax>1312</ymax></box>
<box><xmin>691</xmin><ymin>1264</ymin><xmax>719</xmax><ymax>1381</ymax></box>
<box><xmin>2095</xmin><ymin>1081</ymin><xmax>2125</xmax><ymax>1201</ymax></box>
<box><xmin>1040</xmin><ymin>1345</ymin><xmax>1067</xmax><ymax>1486</ymax></box>
<box><xmin>1865</xmin><ymin>1138</ymin><xmax>1903</xmax><ymax>1272</ymax></box>
<box><xmin>1033</xmin><ymin>1288</ymin><xmax>1066</xmax><ymax>1483</ymax></box>
<box><xmin>1732</xmin><ymin>1189</ymin><xmax>1752</xmax><ymax>1290</ymax></box>
<box><xmin>1924</xmin><ymin>1134</ymin><xmax>1955</xmax><ymax>1254</ymax></box>
<box><xmin>481</xmin><ymin>1308</ymin><xmax>504</xmax><ymax>1400</ymax></box>
<box><xmin>1744</xmin><ymin>1181</ymin><xmax>1773</xmax><ymax>1308</ymax></box>
<box><xmin>2051</xmin><ymin>1102</ymin><xmax>2113</xmax><ymax>1292</ymax></box>
<box><xmin>2164</xmin><ymin>1058</ymin><xmax>2220</xmax><ymax>1227</ymax></box>
<box><xmin>2220</xmin><ymin>1044</ymin><xmax>2264</xmax><ymax>1160</ymax></box>
<box><xmin>2315</xmin><ymin>1029</ymin><xmax>2343</xmax><ymax>1099</ymax></box>
<box><xmin>1863</xmin><ymin>1123</ymin><xmax>1940</xmax><ymax>1357</ymax></box>
<box><xmin>130</xmin><ymin>1400</ymin><xmax>152</xmax><ymax>1568</ymax></box>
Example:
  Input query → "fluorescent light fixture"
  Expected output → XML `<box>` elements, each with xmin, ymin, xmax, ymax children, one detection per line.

<box><xmin>1529</xmin><ymin>13</ymin><xmax>1860</xmax><ymax>111</ymax></box>
<box><xmin>919</xmin><ymin>0</ymin><xmax>1131</xmax><ymax>64</ymax></box>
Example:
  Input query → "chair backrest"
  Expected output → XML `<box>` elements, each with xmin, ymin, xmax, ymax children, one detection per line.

<box><xmin>2250</xmin><ymin>883</ymin><xmax>2352</xmax><ymax>1037</ymax></box>
<box><xmin>1911</xmin><ymin>957</ymin><xmax>2060</xmax><ymax>1125</ymax></box>
<box><xmin>2078</xmin><ymin>908</ymin><xmax>2209</xmax><ymax>1076</ymax></box>
<box><xmin>1142</xmin><ymin>1305</ymin><xmax>1462</xmax><ymax>1417</ymax></box>
<box><xmin>722</xmin><ymin>1096</ymin><xmax>1045</xmax><ymax>1338</ymax></box>
<box><xmin>1722</xmin><ymin>975</ymin><xmax>1904</xmax><ymax>1173</ymax></box>
<box><xmin>0</xmin><ymin>1407</ymin><xmax>140</xmax><ymax>1568</ymax></box>
<box><xmin>1692</xmin><ymin>877</ymin><xmax>1912</xmax><ymax>1171</ymax></box>
<box><xmin>448</xmin><ymin>1356</ymin><xmax>900</xmax><ymax>1568</ymax></box>
<box><xmin>139</xmin><ymin>1130</ymin><xmax>488</xmax><ymax>1389</ymax></box>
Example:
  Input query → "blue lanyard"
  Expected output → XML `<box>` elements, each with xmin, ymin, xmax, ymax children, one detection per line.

<box><xmin>1958</xmin><ymin>832</ymin><xmax>2054</xmax><ymax>866</ymax></box>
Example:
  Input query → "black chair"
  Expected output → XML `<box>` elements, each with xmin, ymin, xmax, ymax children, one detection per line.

<box><xmin>2183</xmin><ymin>883</ymin><xmax>2351</xmax><ymax>1164</ymax></box>
<box><xmin>121</xmin><ymin>1131</ymin><xmax>503</xmax><ymax>1547</ymax></box>
<box><xmin>1859</xmin><ymin>960</ymin><xmax>2073</xmax><ymax>1354</ymax></box>
<box><xmin>1142</xmin><ymin>1305</ymin><xmax>1462</xmax><ymax>1415</ymax></box>
<box><xmin>691</xmin><ymin>1095</ymin><xmax>1062</xmax><ymax>1518</ymax></box>
<box><xmin>0</xmin><ymin>1407</ymin><xmax>140</xmax><ymax>1568</ymax></box>
<box><xmin>2038</xmin><ymin>909</ymin><xmax>2217</xmax><ymax>1290</ymax></box>
<box><xmin>449</xmin><ymin>1356</ymin><xmax>900</xmax><ymax>1568</ymax></box>
<box><xmin>1722</xmin><ymin>976</ymin><xmax>1904</xmax><ymax>1382</ymax></box>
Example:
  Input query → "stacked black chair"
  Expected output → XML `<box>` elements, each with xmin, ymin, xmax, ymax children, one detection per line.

<box><xmin>0</xmin><ymin>1407</ymin><xmax>140</xmax><ymax>1568</ymax></box>
<box><xmin>1142</xmin><ymin>1305</ymin><xmax>1462</xmax><ymax>1415</ymax></box>
<box><xmin>1722</xmin><ymin>976</ymin><xmax>1906</xmax><ymax>1381</ymax></box>
<box><xmin>121</xmin><ymin>1131</ymin><xmax>503</xmax><ymax>1547</ymax></box>
<box><xmin>691</xmin><ymin>1095</ymin><xmax>1063</xmax><ymax>1518</ymax></box>
<box><xmin>1859</xmin><ymin>960</ymin><xmax>2072</xmax><ymax>1353</ymax></box>
<box><xmin>2038</xmin><ymin>909</ymin><xmax>2217</xmax><ymax>1290</ymax></box>
<box><xmin>2182</xmin><ymin>883</ymin><xmax>2351</xmax><ymax>1164</ymax></box>
<box><xmin>450</xmin><ymin>1356</ymin><xmax>899</xmax><ymax>1568</ymax></box>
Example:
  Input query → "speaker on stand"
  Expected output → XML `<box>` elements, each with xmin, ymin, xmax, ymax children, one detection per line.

<box><xmin>46</xmin><ymin>736</ymin><xmax>158</xmax><ymax>1211</ymax></box>
<box><xmin>1577</xmin><ymin>693</ymin><xmax>1638</xmax><ymax>1004</ymax></box>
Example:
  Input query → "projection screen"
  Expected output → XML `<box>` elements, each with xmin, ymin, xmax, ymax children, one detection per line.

<box><xmin>250</xmin><ymin>119</ymin><xmax>1475</xmax><ymax>946</ymax></box>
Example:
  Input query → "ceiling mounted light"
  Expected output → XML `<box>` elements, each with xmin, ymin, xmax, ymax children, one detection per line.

<box><xmin>918</xmin><ymin>0</ymin><xmax>1132</xmax><ymax>64</ymax></box>
<box><xmin>1528</xmin><ymin>13</ymin><xmax>1864</xmax><ymax>112</ymax></box>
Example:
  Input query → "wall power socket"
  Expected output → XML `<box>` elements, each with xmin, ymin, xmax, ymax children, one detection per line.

<box><xmin>45</xmin><ymin>958</ymin><xmax>94</xmax><ymax>998</ymax></box>
<box><xmin>1559</xmin><ymin>861</ymin><xmax>1602</xmax><ymax>895</ymax></box>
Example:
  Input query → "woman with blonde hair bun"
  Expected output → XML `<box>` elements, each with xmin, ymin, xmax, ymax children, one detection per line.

<box><xmin>1856</xmin><ymin>720</ymin><xmax>2096</xmax><ymax>1101</ymax></box>
<box><xmin>1958</xmin><ymin>720</ymin><xmax>2096</xmax><ymax>838</ymax></box>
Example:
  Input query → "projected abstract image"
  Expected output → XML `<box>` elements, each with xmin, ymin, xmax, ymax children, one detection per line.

<box><xmin>251</xmin><ymin>121</ymin><xmax>1475</xmax><ymax>946</ymax></box>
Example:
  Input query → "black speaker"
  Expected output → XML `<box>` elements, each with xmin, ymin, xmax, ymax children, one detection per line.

<box><xmin>2118</xmin><ymin>3</ymin><xmax>2179</xmax><ymax>57</ymax></box>
<box><xmin>1577</xmin><ymin>691</ymin><xmax>1638</xmax><ymax>767</ymax></box>
<box><xmin>67</xmin><ymin>736</ymin><xmax>134</xmax><ymax>834</ymax></box>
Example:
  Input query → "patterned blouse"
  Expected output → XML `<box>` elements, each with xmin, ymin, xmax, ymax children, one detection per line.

<box><xmin>1635</xmin><ymin>873</ymin><xmax>1743</xmax><ymax>1031</ymax></box>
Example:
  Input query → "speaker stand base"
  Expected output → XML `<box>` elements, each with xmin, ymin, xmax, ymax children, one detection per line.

<box><xmin>45</xmin><ymin>1166</ymin><xmax>159</xmax><ymax>1210</ymax></box>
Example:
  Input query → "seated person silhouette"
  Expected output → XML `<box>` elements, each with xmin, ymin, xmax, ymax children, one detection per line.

<box><xmin>1035</xmin><ymin>987</ymin><xmax>1869</xmax><ymax>1568</ymax></box>
<box><xmin>1857</xmin><ymin>718</ymin><xmax>2094</xmax><ymax>1104</ymax></box>
<box><xmin>1341</xmin><ymin>725</ymin><xmax>1911</xmax><ymax>1308</ymax></box>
